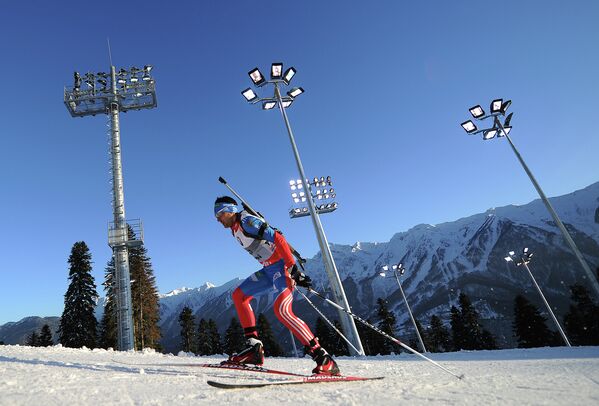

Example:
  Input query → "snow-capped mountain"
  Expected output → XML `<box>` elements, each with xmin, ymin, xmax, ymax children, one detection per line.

<box><xmin>155</xmin><ymin>181</ymin><xmax>599</xmax><ymax>352</ymax></box>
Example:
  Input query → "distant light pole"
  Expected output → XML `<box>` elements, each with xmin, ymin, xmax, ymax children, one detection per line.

<box><xmin>505</xmin><ymin>248</ymin><xmax>571</xmax><ymax>347</ymax></box>
<box><xmin>64</xmin><ymin>61</ymin><xmax>156</xmax><ymax>351</ymax></box>
<box><xmin>379</xmin><ymin>263</ymin><xmax>427</xmax><ymax>353</ymax></box>
<box><xmin>461</xmin><ymin>99</ymin><xmax>599</xmax><ymax>300</ymax></box>
<box><xmin>241</xmin><ymin>63</ymin><xmax>364</xmax><ymax>356</ymax></box>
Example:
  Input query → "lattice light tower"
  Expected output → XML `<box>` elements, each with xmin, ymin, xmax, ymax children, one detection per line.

<box><xmin>64</xmin><ymin>64</ymin><xmax>157</xmax><ymax>351</ymax></box>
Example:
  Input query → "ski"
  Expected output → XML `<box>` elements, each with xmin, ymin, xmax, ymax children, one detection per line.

<box><xmin>207</xmin><ymin>374</ymin><xmax>384</xmax><ymax>389</ymax></box>
<box><xmin>112</xmin><ymin>360</ymin><xmax>306</xmax><ymax>377</ymax></box>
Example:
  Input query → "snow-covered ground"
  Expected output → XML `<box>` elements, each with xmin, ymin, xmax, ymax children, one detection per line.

<box><xmin>1</xmin><ymin>345</ymin><xmax>598</xmax><ymax>405</ymax></box>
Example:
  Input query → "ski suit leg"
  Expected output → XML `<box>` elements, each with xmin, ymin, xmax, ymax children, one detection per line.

<box><xmin>273</xmin><ymin>284</ymin><xmax>315</xmax><ymax>346</ymax></box>
<box><xmin>232</xmin><ymin>287</ymin><xmax>256</xmax><ymax>331</ymax></box>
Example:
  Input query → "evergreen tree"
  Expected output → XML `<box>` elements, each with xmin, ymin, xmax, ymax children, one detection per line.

<box><xmin>330</xmin><ymin>320</ymin><xmax>349</xmax><ymax>356</ymax></box>
<box><xmin>224</xmin><ymin>318</ymin><xmax>245</xmax><ymax>355</ymax></box>
<box><xmin>450</xmin><ymin>305</ymin><xmax>465</xmax><ymax>351</ymax></box>
<box><xmin>376</xmin><ymin>298</ymin><xmax>399</xmax><ymax>354</ymax></box>
<box><xmin>207</xmin><ymin>319</ymin><xmax>223</xmax><ymax>354</ymax></box>
<box><xmin>513</xmin><ymin>295</ymin><xmax>555</xmax><ymax>348</ymax></box>
<box><xmin>58</xmin><ymin>241</ymin><xmax>98</xmax><ymax>349</ymax></box>
<box><xmin>427</xmin><ymin>315</ymin><xmax>451</xmax><ymax>353</ymax></box>
<box><xmin>178</xmin><ymin>306</ymin><xmax>196</xmax><ymax>353</ymax></box>
<box><xmin>26</xmin><ymin>331</ymin><xmax>39</xmax><ymax>347</ymax></box>
<box><xmin>128</xmin><ymin>226</ymin><xmax>161</xmax><ymax>350</ymax></box>
<box><xmin>315</xmin><ymin>317</ymin><xmax>333</xmax><ymax>354</ymax></box>
<box><xmin>38</xmin><ymin>324</ymin><xmax>54</xmax><ymax>347</ymax></box>
<box><xmin>197</xmin><ymin>318</ymin><xmax>211</xmax><ymax>355</ymax></box>
<box><xmin>412</xmin><ymin>319</ymin><xmax>430</xmax><ymax>353</ymax></box>
<box><xmin>98</xmin><ymin>257</ymin><xmax>117</xmax><ymax>349</ymax></box>
<box><xmin>357</xmin><ymin>318</ymin><xmax>381</xmax><ymax>355</ymax></box>
<box><xmin>564</xmin><ymin>284</ymin><xmax>599</xmax><ymax>345</ymax></box>
<box><xmin>257</xmin><ymin>313</ymin><xmax>283</xmax><ymax>357</ymax></box>
<box><xmin>480</xmin><ymin>329</ymin><xmax>498</xmax><ymax>350</ymax></box>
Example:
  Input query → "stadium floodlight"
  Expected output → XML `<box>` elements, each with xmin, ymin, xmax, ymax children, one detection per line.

<box><xmin>379</xmin><ymin>263</ymin><xmax>427</xmax><ymax>353</ymax></box>
<box><xmin>461</xmin><ymin>98</ymin><xmax>599</xmax><ymax>300</ymax></box>
<box><xmin>245</xmin><ymin>63</ymin><xmax>364</xmax><ymax>355</ymax></box>
<box><xmin>505</xmin><ymin>247</ymin><xmax>570</xmax><ymax>347</ymax></box>
<box><xmin>262</xmin><ymin>101</ymin><xmax>277</xmax><ymax>110</ymax></box>
<box><xmin>271</xmin><ymin>62</ymin><xmax>283</xmax><ymax>80</ymax></box>
<box><xmin>461</xmin><ymin>120</ymin><xmax>477</xmax><ymax>134</ymax></box>
<box><xmin>287</xmin><ymin>87</ymin><xmax>304</xmax><ymax>98</ymax></box>
<box><xmin>490</xmin><ymin>98</ymin><xmax>503</xmax><ymax>114</ymax></box>
<box><xmin>63</xmin><ymin>56</ymin><xmax>157</xmax><ymax>352</ymax></box>
<box><xmin>482</xmin><ymin>129</ymin><xmax>498</xmax><ymax>140</ymax></box>
<box><xmin>242</xmin><ymin>88</ymin><xmax>259</xmax><ymax>102</ymax></box>
<box><xmin>283</xmin><ymin>67</ymin><xmax>296</xmax><ymax>85</ymax></box>
<box><xmin>248</xmin><ymin>67</ymin><xmax>266</xmax><ymax>86</ymax></box>
<box><xmin>469</xmin><ymin>105</ymin><xmax>485</xmax><ymax>119</ymax></box>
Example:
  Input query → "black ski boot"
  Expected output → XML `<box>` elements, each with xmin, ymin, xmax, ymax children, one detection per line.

<box><xmin>226</xmin><ymin>337</ymin><xmax>265</xmax><ymax>366</ymax></box>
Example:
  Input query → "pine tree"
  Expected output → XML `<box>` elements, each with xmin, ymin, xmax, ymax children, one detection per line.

<box><xmin>207</xmin><ymin>319</ymin><xmax>223</xmax><ymax>354</ymax></box>
<box><xmin>178</xmin><ymin>306</ymin><xmax>196</xmax><ymax>353</ymax></box>
<box><xmin>26</xmin><ymin>331</ymin><xmax>39</xmax><ymax>347</ymax></box>
<box><xmin>197</xmin><ymin>318</ymin><xmax>211</xmax><ymax>355</ymax></box>
<box><xmin>376</xmin><ymin>298</ymin><xmax>399</xmax><ymax>355</ymax></box>
<box><xmin>315</xmin><ymin>317</ymin><xmax>333</xmax><ymax>353</ymax></box>
<box><xmin>58</xmin><ymin>241</ymin><xmax>98</xmax><ymax>349</ymax></box>
<box><xmin>450</xmin><ymin>305</ymin><xmax>465</xmax><ymax>351</ymax></box>
<box><xmin>513</xmin><ymin>294</ymin><xmax>555</xmax><ymax>348</ymax></box>
<box><xmin>128</xmin><ymin>226</ymin><xmax>161</xmax><ymax>350</ymax></box>
<box><xmin>224</xmin><ymin>317</ymin><xmax>245</xmax><ymax>355</ymax></box>
<box><xmin>427</xmin><ymin>315</ymin><xmax>451</xmax><ymax>352</ymax></box>
<box><xmin>356</xmin><ymin>318</ymin><xmax>380</xmax><ymax>355</ymax></box>
<box><xmin>257</xmin><ymin>313</ymin><xmax>283</xmax><ymax>357</ymax></box>
<box><xmin>564</xmin><ymin>284</ymin><xmax>599</xmax><ymax>345</ymax></box>
<box><xmin>330</xmin><ymin>320</ymin><xmax>349</xmax><ymax>356</ymax></box>
<box><xmin>98</xmin><ymin>257</ymin><xmax>117</xmax><ymax>349</ymax></box>
<box><xmin>38</xmin><ymin>324</ymin><xmax>54</xmax><ymax>347</ymax></box>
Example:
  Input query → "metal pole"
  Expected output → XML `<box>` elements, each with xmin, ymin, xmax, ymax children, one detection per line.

<box><xmin>521</xmin><ymin>261</ymin><xmax>571</xmax><ymax>347</ymax></box>
<box><xmin>500</xmin><ymin>122</ymin><xmax>599</xmax><ymax>300</ymax></box>
<box><xmin>109</xmin><ymin>66</ymin><xmax>135</xmax><ymax>351</ymax></box>
<box><xmin>274</xmin><ymin>84</ymin><xmax>364</xmax><ymax>356</ymax></box>
<box><xmin>394</xmin><ymin>271</ymin><xmax>427</xmax><ymax>353</ymax></box>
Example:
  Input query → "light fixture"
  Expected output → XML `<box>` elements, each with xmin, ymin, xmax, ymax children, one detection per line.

<box><xmin>293</xmin><ymin>198</ymin><xmax>300</xmax><ymax>203</ymax></box>
<box><xmin>287</xmin><ymin>87</ymin><xmax>304</xmax><ymax>98</ymax></box>
<box><xmin>271</xmin><ymin>63</ymin><xmax>283</xmax><ymax>80</ymax></box>
<box><xmin>504</xmin><ymin>112</ymin><xmax>513</xmax><ymax>127</ymax></box>
<box><xmin>142</xmin><ymin>73</ymin><xmax>151</xmax><ymax>81</ymax></box>
<box><xmin>296</xmin><ymin>180</ymin><xmax>303</xmax><ymax>189</ymax></box>
<box><xmin>469</xmin><ymin>105</ymin><xmax>485</xmax><ymax>119</ymax></box>
<box><xmin>282</xmin><ymin>99</ymin><xmax>293</xmax><ymax>108</ymax></box>
<box><xmin>283</xmin><ymin>67</ymin><xmax>296</xmax><ymax>85</ymax></box>
<box><xmin>482</xmin><ymin>129</ymin><xmax>498</xmax><ymax>140</ymax></box>
<box><xmin>291</xmin><ymin>192</ymin><xmax>298</xmax><ymax>198</ymax></box>
<box><xmin>490</xmin><ymin>99</ymin><xmax>503</xmax><ymax>114</ymax></box>
<box><xmin>262</xmin><ymin>101</ymin><xmax>277</xmax><ymax>110</ymax></box>
<box><xmin>248</xmin><ymin>67</ymin><xmax>266</xmax><ymax>86</ymax></box>
<box><xmin>242</xmin><ymin>88</ymin><xmax>258</xmax><ymax>102</ymax></box>
<box><xmin>498</xmin><ymin>126</ymin><xmax>512</xmax><ymax>137</ymax></box>
<box><xmin>461</xmin><ymin>120</ymin><xmax>477</xmax><ymax>133</ymax></box>
<box><xmin>302</xmin><ymin>207</ymin><xmax>308</xmax><ymax>213</ymax></box>
<box><xmin>326</xmin><ymin>176</ymin><xmax>332</xmax><ymax>184</ymax></box>
<box><xmin>143</xmin><ymin>65</ymin><xmax>153</xmax><ymax>72</ymax></box>
<box><xmin>130</xmin><ymin>76</ymin><xmax>138</xmax><ymax>83</ymax></box>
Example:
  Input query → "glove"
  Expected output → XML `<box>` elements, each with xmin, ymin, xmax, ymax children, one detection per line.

<box><xmin>289</xmin><ymin>264</ymin><xmax>312</xmax><ymax>288</ymax></box>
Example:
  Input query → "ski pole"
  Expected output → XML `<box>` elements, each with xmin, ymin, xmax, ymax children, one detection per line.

<box><xmin>218</xmin><ymin>176</ymin><xmax>306</xmax><ymax>264</ymax></box>
<box><xmin>295</xmin><ymin>288</ymin><xmax>362</xmax><ymax>355</ymax></box>
<box><xmin>305</xmin><ymin>287</ymin><xmax>465</xmax><ymax>380</ymax></box>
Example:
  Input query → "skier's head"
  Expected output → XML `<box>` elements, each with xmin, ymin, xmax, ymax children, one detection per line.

<box><xmin>214</xmin><ymin>196</ymin><xmax>239</xmax><ymax>228</ymax></box>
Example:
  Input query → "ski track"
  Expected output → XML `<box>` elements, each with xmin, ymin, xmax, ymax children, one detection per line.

<box><xmin>0</xmin><ymin>345</ymin><xmax>598</xmax><ymax>405</ymax></box>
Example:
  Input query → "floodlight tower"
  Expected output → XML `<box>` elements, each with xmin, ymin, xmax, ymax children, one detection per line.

<box><xmin>460</xmin><ymin>99</ymin><xmax>599</xmax><ymax>300</ymax></box>
<box><xmin>241</xmin><ymin>63</ymin><xmax>364</xmax><ymax>356</ymax></box>
<box><xmin>288</xmin><ymin>176</ymin><xmax>338</xmax><ymax>218</ymax></box>
<box><xmin>505</xmin><ymin>248</ymin><xmax>571</xmax><ymax>346</ymax></box>
<box><xmin>64</xmin><ymin>64</ymin><xmax>157</xmax><ymax>351</ymax></box>
<box><xmin>379</xmin><ymin>263</ymin><xmax>427</xmax><ymax>353</ymax></box>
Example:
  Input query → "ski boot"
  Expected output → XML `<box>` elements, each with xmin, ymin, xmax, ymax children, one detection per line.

<box><xmin>225</xmin><ymin>337</ymin><xmax>265</xmax><ymax>366</ymax></box>
<box><xmin>307</xmin><ymin>338</ymin><xmax>340</xmax><ymax>375</ymax></box>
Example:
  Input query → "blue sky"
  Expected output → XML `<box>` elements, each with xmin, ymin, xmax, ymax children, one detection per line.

<box><xmin>1</xmin><ymin>1</ymin><xmax>598</xmax><ymax>324</ymax></box>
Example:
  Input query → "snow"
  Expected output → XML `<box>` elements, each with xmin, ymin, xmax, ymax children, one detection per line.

<box><xmin>1</xmin><ymin>345</ymin><xmax>598</xmax><ymax>405</ymax></box>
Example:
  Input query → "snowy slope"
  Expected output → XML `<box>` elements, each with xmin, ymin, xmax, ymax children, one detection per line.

<box><xmin>1</xmin><ymin>344</ymin><xmax>598</xmax><ymax>405</ymax></box>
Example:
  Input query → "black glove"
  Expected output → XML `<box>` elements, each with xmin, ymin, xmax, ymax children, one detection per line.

<box><xmin>290</xmin><ymin>264</ymin><xmax>312</xmax><ymax>288</ymax></box>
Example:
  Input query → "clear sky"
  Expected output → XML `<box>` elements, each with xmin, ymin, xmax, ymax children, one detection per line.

<box><xmin>1</xmin><ymin>1</ymin><xmax>598</xmax><ymax>324</ymax></box>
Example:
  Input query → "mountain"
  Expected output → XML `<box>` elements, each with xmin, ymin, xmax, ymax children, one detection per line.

<box><xmin>0</xmin><ymin>317</ymin><xmax>60</xmax><ymax>345</ymax></box>
<box><xmin>4</xmin><ymin>181</ymin><xmax>599</xmax><ymax>351</ymax></box>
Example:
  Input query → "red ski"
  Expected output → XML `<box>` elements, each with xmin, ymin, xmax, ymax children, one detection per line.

<box><xmin>207</xmin><ymin>374</ymin><xmax>384</xmax><ymax>389</ymax></box>
<box><xmin>113</xmin><ymin>360</ymin><xmax>306</xmax><ymax>377</ymax></box>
